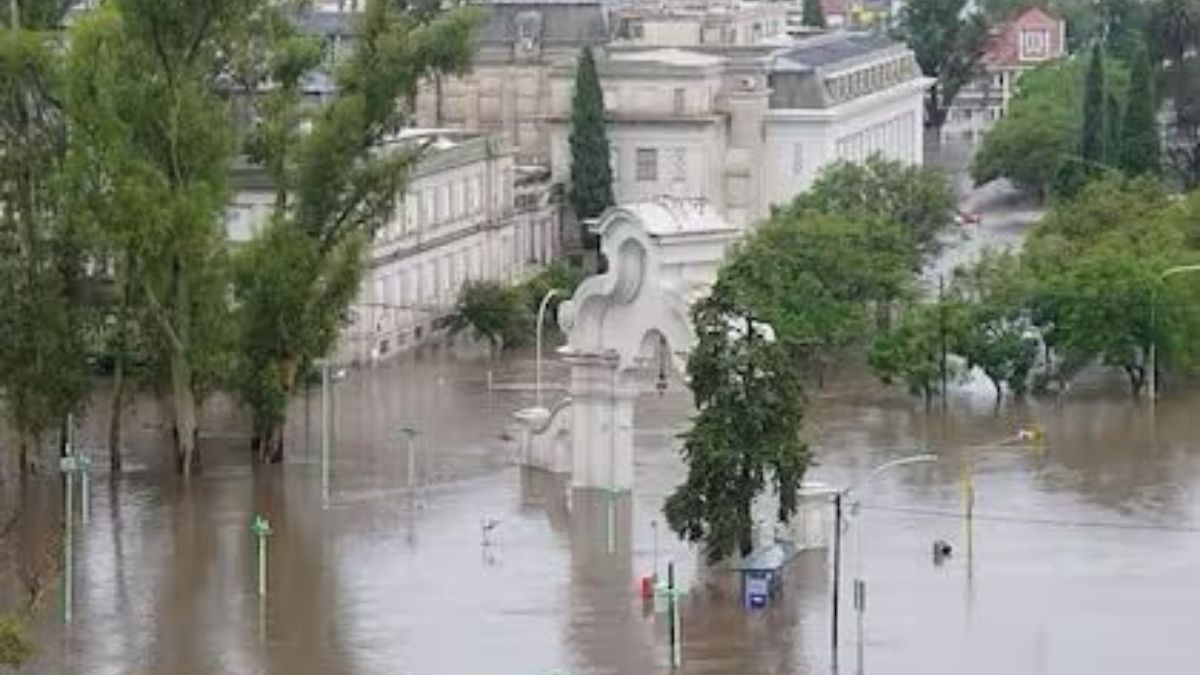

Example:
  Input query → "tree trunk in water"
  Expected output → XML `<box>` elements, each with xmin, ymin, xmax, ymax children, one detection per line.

<box><xmin>108</xmin><ymin>357</ymin><xmax>125</xmax><ymax>473</ymax></box>
<box><xmin>1125</xmin><ymin>365</ymin><xmax>1144</xmax><ymax>399</ymax></box>
<box><xmin>17</xmin><ymin>436</ymin><xmax>29</xmax><ymax>477</ymax></box>
<box><xmin>260</xmin><ymin>355</ymin><xmax>301</xmax><ymax>465</ymax></box>
<box><xmin>990</xmin><ymin>377</ymin><xmax>1003</xmax><ymax>407</ymax></box>
<box><xmin>170</xmin><ymin>349</ymin><xmax>199</xmax><ymax>476</ymax></box>
<box><xmin>738</xmin><ymin>500</ymin><xmax>754</xmax><ymax>559</ymax></box>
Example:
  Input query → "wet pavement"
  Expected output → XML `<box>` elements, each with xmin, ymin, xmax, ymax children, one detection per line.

<box><xmin>6</xmin><ymin>146</ymin><xmax>1200</xmax><ymax>674</ymax></box>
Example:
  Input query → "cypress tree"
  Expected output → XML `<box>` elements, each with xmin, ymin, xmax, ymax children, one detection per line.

<box><xmin>1119</xmin><ymin>44</ymin><xmax>1161</xmax><ymax>175</ymax></box>
<box><xmin>1105</xmin><ymin>91</ymin><xmax>1122</xmax><ymax>166</ymax></box>
<box><xmin>802</xmin><ymin>0</ymin><xmax>827</xmax><ymax>28</ymax></box>
<box><xmin>567</xmin><ymin>46</ymin><xmax>614</xmax><ymax>222</ymax></box>
<box><xmin>1080</xmin><ymin>43</ymin><xmax>1107</xmax><ymax>166</ymax></box>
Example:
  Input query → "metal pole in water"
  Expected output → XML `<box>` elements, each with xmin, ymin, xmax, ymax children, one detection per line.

<box><xmin>63</xmin><ymin>465</ymin><xmax>74</xmax><ymax>623</ymax></box>
<box><xmin>252</xmin><ymin>515</ymin><xmax>272</xmax><ymax>597</ymax></box>
<box><xmin>80</xmin><ymin>456</ymin><xmax>91</xmax><ymax>525</ymax></box>
<box><xmin>651</xmin><ymin>519</ymin><xmax>659</xmax><ymax>579</ymax></box>
<box><xmin>854</xmin><ymin>579</ymin><xmax>866</xmax><ymax>675</ymax></box>
<box><xmin>668</xmin><ymin>560</ymin><xmax>680</xmax><ymax>668</ymax></box>
<box><xmin>831</xmin><ymin>492</ymin><xmax>843</xmax><ymax>671</ymax></box>
<box><xmin>321</xmin><ymin>361</ymin><xmax>331</xmax><ymax>508</ymax></box>
<box><xmin>606</xmin><ymin>490</ymin><xmax>616</xmax><ymax>555</ymax></box>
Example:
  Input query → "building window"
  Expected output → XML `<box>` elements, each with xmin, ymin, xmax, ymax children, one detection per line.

<box><xmin>611</xmin><ymin>148</ymin><xmax>620</xmax><ymax>182</ymax></box>
<box><xmin>636</xmin><ymin>148</ymin><xmax>658</xmax><ymax>182</ymax></box>
<box><xmin>792</xmin><ymin>143</ymin><xmax>803</xmax><ymax>176</ymax></box>
<box><xmin>450</xmin><ymin>181</ymin><xmax>460</xmax><ymax>217</ymax></box>
<box><xmin>673</xmin><ymin>88</ymin><xmax>686</xmax><ymax>115</ymax></box>
<box><xmin>1019</xmin><ymin>29</ymin><xmax>1049</xmax><ymax>60</ymax></box>
<box><xmin>669</xmin><ymin>148</ymin><xmax>686</xmax><ymax>183</ymax></box>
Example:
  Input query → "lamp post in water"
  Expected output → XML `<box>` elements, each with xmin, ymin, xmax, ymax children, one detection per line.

<box><xmin>535</xmin><ymin>288</ymin><xmax>562</xmax><ymax>410</ymax></box>
<box><xmin>59</xmin><ymin>414</ymin><xmax>91</xmax><ymax>623</ymax></box>
<box><xmin>1150</xmin><ymin>264</ymin><xmax>1200</xmax><ymax>404</ymax></box>
<box><xmin>830</xmin><ymin>453</ymin><xmax>937</xmax><ymax>672</ymax></box>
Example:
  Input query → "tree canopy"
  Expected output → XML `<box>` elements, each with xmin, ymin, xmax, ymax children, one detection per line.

<box><xmin>896</xmin><ymin>0</ymin><xmax>990</xmax><ymax>129</ymax></box>
<box><xmin>973</xmin><ymin>55</ymin><xmax>1130</xmax><ymax>197</ymax></box>
<box><xmin>567</xmin><ymin>46</ymin><xmax>614</xmax><ymax>222</ymax></box>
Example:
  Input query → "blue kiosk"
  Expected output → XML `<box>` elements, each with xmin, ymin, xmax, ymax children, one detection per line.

<box><xmin>733</xmin><ymin>541</ymin><xmax>797</xmax><ymax>610</ymax></box>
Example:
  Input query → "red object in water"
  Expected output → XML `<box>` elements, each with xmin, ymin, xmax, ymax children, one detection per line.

<box><xmin>640</xmin><ymin>575</ymin><xmax>655</xmax><ymax>600</ymax></box>
<box><xmin>955</xmin><ymin>209</ymin><xmax>982</xmax><ymax>226</ymax></box>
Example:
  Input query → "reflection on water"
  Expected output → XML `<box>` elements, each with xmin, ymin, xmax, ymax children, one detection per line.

<box><xmin>3</xmin><ymin>346</ymin><xmax>1200</xmax><ymax>674</ymax></box>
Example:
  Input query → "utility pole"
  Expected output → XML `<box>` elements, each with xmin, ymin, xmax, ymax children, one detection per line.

<box><xmin>938</xmin><ymin>274</ymin><xmax>948</xmax><ymax>409</ymax></box>
<box><xmin>667</xmin><ymin>560</ymin><xmax>681</xmax><ymax>668</ymax></box>
<box><xmin>831</xmin><ymin>491</ymin><xmax>843</xmax><ymax>670</ymax></box>
<box><xmin>321</xmin><ymin>361</ymin><xmax>331</xmax><ymax>508</ymax></box>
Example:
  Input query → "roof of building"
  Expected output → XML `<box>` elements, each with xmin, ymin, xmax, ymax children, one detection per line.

<box><xmin>769</xmin><ymin>30</ymin><xmax>899</xmax><ymax>72</ymax></box>
<box><xmin>981</xmin><ymin>5</ymin><xmax>1065</xmax><ymax>68</ymax></box>
<box><xmin>479</xmin><ymin>0</ymin><xmax>610</xmax><ymax>46</ymax></box>
<box><xmin>609</xmin><ymin>47</ymin><xmax>728</xmax><ymax>67</ymax></box>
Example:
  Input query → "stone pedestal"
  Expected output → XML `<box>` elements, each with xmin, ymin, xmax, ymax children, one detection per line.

<box><xmin>566</xmin><ymin>351</ymin><xmax>639</xmax><ymax>491</ymax></box>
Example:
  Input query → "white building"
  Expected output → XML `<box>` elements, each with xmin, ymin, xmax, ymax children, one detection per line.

<box><xmin>229</xmin><ymin>130</ymin><xmax>561</xmax><ymax>363</ymax></box>
<box><xmin>546</xmin><ymin>31</ymin><xmax>929</xmax><ymax>227</ymax></box>
<box><xmin>610</xmin><ymin>1</ymin><xmax>791</xmax><ymax>47</ymax></box>
<box><xmin>342</xmin><ymin>130</ymin><xmax>561</xmax><ymax>362</ymax></box>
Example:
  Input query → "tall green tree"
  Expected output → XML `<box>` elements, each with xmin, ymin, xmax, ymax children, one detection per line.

<box><xmin>802</xmin><ymin>0</ymin><xmax>826</xmax><ymax>28</ymax></box>
<box><xmin>664</xmin><ymin>276</ymin><xmax>809</xmax><ymax>564</ymax></box>
<box><xmin>896</xmin><ymin>0</ymin><xmax>990</xmax><ymax>130</ymax></box>
<box><xmin>779</xmin><ymin>155</ymin><xmax>955</xmax><ymax>262</ymax></box>
<box><xmin>62</xmin><ymin>0</ymin><xmax>250</xmax><ymax>474</ymax></box>
<box><xmin>0</xmin><ymin>0</ymin><xmax>92</xmax><ymax>472</ymax></box>
<box><xmin>567</xmin><ymin>46</ymin><xmax>614</xmax><ymax>223</ymax></box>
<box><xmin>948</xmin><ymin>251</ymin><xmax>1039</xmax><ymax>403</ymax></box>
<box><xmin>868</xmin><ymin>302</ymin><xmax>949</xmax><ymax>407</ymax></box>
<box><xmin>446</xmin><ymin>280</ymin><xmax>530</xmax><ymax>356</ymax></box>
<box><xmin>233</xmin><ymin>0</ymin><xmax>482</xmax><ymax>462</ymax></box>
<box><xmin>974</xmin><ymin>56</ymin><xmax>1130</xmax><ymax>197</ymax></box>
<box><xmin>1022</xmin><ymin>176</ymin><xmax>1200</xmax><ymax>394</ymax></box>
<box><xmin>1081</xmin><ymin>43</ymin><xmax>1108</xmax><ymax>166</ymax></box>
<box><xmin>1119</xmin><ymin>44</ymin><xmax>1162</xmax><ymax>175</ymax></box>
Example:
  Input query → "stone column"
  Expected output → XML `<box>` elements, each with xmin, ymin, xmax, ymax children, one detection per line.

<box><xmin>565</xmin><ymin>351</ymin><xmax>639</xmax><ymax>491</ymax></box>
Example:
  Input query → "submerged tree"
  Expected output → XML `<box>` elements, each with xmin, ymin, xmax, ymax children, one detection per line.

<box><xmin>233</xmin><ymin>0</ymin><xmax>483</xmax><ymax>462</ymax></box>
<box><xmin>0</xmin><ymin>0</ymin><xmax>92</xmax><ymax>473</ymax></box>
<box><xmin>665</xmin><ymin>282</ymin><xmax>809</xmax><ymax>563</ymax></box>
<box><xmin>62</xmin><ymin>1</ymin><xmax>250</xmax><ymax>474</ymax></box>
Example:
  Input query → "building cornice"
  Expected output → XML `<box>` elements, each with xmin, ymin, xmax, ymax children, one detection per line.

<box><xmin>766</xmin><ymin>76</ymin><xmax>931</xmax><ymax>122</ymax></box>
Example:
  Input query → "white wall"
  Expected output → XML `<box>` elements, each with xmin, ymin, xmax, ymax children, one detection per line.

<box><xmin>763</xmin><ymin>82</ymin><xmax>926</xmax><ymax>210</ymax></box>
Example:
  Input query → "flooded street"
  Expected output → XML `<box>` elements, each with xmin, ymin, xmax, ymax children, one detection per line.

<box><xmin>5</xmin><ymin>348</ymin><xmax>1200</xmax><ymax>675</ymax></box>
<box><xmin>6</xmin><ymin>145</ymin><xmax>1200</xmax><ymax>674</ymax></box>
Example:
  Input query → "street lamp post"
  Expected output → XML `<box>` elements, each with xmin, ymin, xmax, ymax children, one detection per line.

<box><xmin>1150</xmin><ymin>264</ymin><xmax>1200</xmax><ymax>404</ymax></box>
<box><xmin>830</xmin><ymin>453</ymin><xmax>937</xmax><ymax>671</ymax></box>
<box><xmin>321</xmin><ymin>360</ymin><xmax>331</xmax><ymax>508</ymax></box>
<box><xmin>535</xmin><ymin>288</ymin><xmax>562</xmax><ymax>409</ymax></box>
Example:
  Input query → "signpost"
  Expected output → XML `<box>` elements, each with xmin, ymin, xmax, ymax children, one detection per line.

<box><xmin>251</xmin><ymin>515</ymin><xmax>273</xmax><ymax>597</ymax></box>
<box><xmin>59</xmin><ymin>415</ymin><xmax>90</xmax><ymax>623</ymax></box>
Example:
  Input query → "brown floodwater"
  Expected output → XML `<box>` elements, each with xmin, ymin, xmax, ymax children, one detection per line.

<box><xmin>3</xmin><ymin>344</ymin><xmax>1200</xmax><ymax>675</ymax></box>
